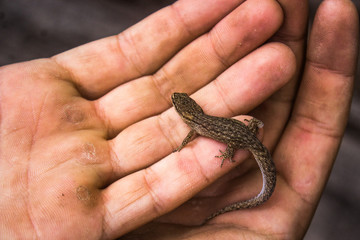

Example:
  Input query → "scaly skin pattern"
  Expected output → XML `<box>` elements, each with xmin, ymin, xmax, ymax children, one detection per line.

<box><xmin>171</xmin><ymin>92</ymin><xmax>276</xmax><ymax>222</ymax></box>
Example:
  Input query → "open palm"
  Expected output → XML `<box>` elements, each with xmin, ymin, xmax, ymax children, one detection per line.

<box><xmin>0</xmin><ymin>0</ymin><xmax>358</xmax><ymax>239</ymax></box>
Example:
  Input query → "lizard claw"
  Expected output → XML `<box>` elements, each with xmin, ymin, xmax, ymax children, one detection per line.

<box><xmin>215</xmin><ymin>149</ymin><xmax>234</xmax><ymax>167</ymax></box>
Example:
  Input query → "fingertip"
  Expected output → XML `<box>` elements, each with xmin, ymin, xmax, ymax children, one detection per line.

<box><xmin>265</xmin><ymin>42</ymin><xmax>297</xmax><ymax>85</ymax></box>
<box><xmin>309</xmin><ymin>0</ymin><xmax>359</xmax><ymax>74</ymax></box>
<box><xmin>320</xmin><ymin>0</ymin><xmax>359</xmax><ymax>22</ymax></box>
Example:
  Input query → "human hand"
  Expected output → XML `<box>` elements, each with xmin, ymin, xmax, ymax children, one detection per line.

<box><xmin>0</xmin><ymin>1</ymin><xmax>358</xmax><ymax>240</ymax></box>
<box><xmin>123</xmin><ymin>0</ymin><xmax>359</xmax><ymax>239</ymax></box>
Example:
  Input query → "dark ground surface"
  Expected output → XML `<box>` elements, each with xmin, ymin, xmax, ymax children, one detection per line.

<box><xmin>1</xmin><ymin>0</ymin><xmax>359</xmax><ymax>239</ymax></box>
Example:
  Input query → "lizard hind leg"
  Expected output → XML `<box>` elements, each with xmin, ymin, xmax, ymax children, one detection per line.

<box><xmin>215</xmin><ymin>146</ymin><xmax>235</xmax><ymax>167</ymax></box>
<box><xmin>245</xmin><ymin>118</ymin><xmax>264</xmax><ymax>135</ymax></box>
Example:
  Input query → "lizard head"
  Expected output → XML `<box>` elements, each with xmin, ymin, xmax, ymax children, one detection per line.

<box><xmin>171</xmin><ymin>93</ymin><xmax>204</xmax><ymax>121</ymax></box>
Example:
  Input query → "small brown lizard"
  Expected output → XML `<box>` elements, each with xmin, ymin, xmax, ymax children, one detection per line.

<box><xmin>171</xmin><ymin>92</ymin><xmax>276</xmax><ymax>221</ymax></box>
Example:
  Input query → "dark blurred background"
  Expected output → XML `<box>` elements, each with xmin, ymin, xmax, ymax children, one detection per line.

<box><xmin>1</xmin><ymin>0</ymin><xmax>359</xmax><ymax>239</ymax></box>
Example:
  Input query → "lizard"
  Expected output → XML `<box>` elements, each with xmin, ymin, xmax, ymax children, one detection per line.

<box><xmin>171</xmin><ymin>92</ymin><xmax>276</xmax><ymax>221</ymax></box>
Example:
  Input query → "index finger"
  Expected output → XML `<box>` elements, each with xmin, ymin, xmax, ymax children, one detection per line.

<box><xmin>52</xmin><ymin>0</ymin><xmax>245</xmax><ymax>98</ymax></box>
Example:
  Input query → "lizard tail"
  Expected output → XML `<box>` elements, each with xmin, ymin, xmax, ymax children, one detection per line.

<box><xmin>204</xmin><ymin>144</ymin><xmax>276</xmax><ymax>222</ymax></box>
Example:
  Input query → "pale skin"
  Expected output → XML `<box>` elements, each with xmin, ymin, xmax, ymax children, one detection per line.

<box><xmin>0</xmin><ymin>0</ymin><xmax>358</xmax><ymax>239</ymax></box>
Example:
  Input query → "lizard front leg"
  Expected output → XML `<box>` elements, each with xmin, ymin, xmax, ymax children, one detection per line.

<box><xmin>173</xmin><ymin>129</ymin><xmax>197</xmax><ymax>152</ymax></box>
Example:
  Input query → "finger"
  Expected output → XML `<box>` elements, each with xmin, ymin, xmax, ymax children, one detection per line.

<box><xmin>191</xmin><ymin>43</ymin><xmax>296</xmax><ymax>117</ymax></box>
<box><xmin>109</xmin><ymin>43</ymin><xmax>295</xmax><ymax>178</ymax></box>
<box><xmin>271</xmin><ymin>0</ymin><xmax>308</xmax><ymax>94</ymax></box>
<box><xmin>103</xmin><ymin>126</ymin><xmax>255</xmax><ymax>238</ymax></box>
<box><xmin>52</xmin><ymin>0</ymin><xmax>245</xmax><ymax>99</ymax></box>
<box><xmin>255</xmin><ymin>0</ymin><xmax>309</xmax><ymax>149</ymax></box>
<box><xmin>97</xmin><ymin>0</ymin><xmax>283</xmax><ymax>135</ymax></box>
<box><xmin>272</xmin><ymin>0</ymin><xmax>308</xmax><ymax>65</ymax></box>
<box><xmin>275</xmin><ymin>0</ymin><xmax>358</xmax><ymax>235</ymax></box>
